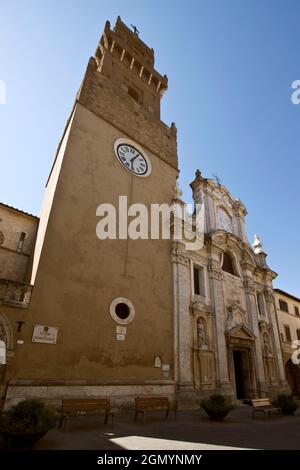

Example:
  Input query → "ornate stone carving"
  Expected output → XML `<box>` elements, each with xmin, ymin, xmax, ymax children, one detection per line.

<box><xmin>264</xmin><ymin>287</ymin><xmax>275</xmax><ymax>303</ymax></box>
<box><xmin>207</xmin><ymin>264</ymin><xmax>222</xmax><ymax>281</ymax></box>
<box><xmin>255</xmin><ymin>252</ymin><xmax>269</xmax><ymax>269</ymax></box>
<box><xmin>171</xmin><ymin>243</ymin><xmax>189</xmax><ymax>267</ymax></box>
<box><xmin>171</xmin><ymin>253</ymin><xmax>189</xmax><ymax>267</ymax></box>
<box><xmin>243</xmin><ymin>278</ymin><xmax>256</xmax><ymax>295</ymax></box>
<box><xmin>226</xmin><ymin>303</ymin><xmax>245</xmax><ymax>331</ymax></box>
<box><xmin>190</xmin><ymin>301</ymin><xmax>211</xmax><ymax>317</ymax></box>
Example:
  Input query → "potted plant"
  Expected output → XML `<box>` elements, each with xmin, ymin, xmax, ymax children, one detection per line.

<box><xmin>0</xmin><ymin>399</ymin><xmax>58</xmax><ymax>449</ymax></box>
<box><xmin>200</xmin><ymin>394</ymin><xmax>235</xmax><ymax>422</ymax></box>
<box><xmin>274</xmin><ymin>394</ymin><xmax>298</xmax><ymax>416</ymax></box>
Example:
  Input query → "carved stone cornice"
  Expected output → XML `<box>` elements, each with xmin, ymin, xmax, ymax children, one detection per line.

<box><xmin>207</xmin><ymin>264</ymin><xmax>222</xmax><ymax>281</ymax></box>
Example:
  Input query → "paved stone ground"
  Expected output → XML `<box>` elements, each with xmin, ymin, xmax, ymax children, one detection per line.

<box><xmin>1</xmin><ymin>403</ymin><xmax>300</xmax><ymax>450</ymax></box>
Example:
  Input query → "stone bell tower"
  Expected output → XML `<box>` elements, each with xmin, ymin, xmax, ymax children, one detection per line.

<box><xmin>4</xmin><ymin>17</ymin><xmax>179</xmax><ymax>407</ymax></box>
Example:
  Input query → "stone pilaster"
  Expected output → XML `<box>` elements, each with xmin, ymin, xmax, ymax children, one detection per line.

<box><xmin>264</xmin><ymin>287</ymin><xmax>287</xmax><ymax>386</ymax></box>
<box><xmin>233</xmin><ymin>200</ymin><xmax>248</xmax><ymax>243</ymax></box>
<box><xmin>207</xmin><ymin>263</ymin><xmax>230</xmax><ymax>389</ymax></box>
<box><xmin>243</xmin><ymin>278</ymin><xmax>266</xmax><ymax>388</ymax></box>
<box><xmin>171</xmin><ymin>242</ymin><xmax>193</xmax><ymax>389</ymax></box>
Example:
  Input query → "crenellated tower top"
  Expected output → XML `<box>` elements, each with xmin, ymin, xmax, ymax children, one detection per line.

<box><xmin>94</xmin><ymin>16</ymin><xmax>168</xmax><ymax>118</ymax></box>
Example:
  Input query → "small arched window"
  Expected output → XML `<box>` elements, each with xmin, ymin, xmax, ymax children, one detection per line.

<box><xmin>222</xmin><ymin>252</ymin><xmax>236</xmax><ymax>275</ymax></box>
<box><xmin>127</xmin><ymin>86</ymin><xmax>141</xmax><ymax>103</ymax></box>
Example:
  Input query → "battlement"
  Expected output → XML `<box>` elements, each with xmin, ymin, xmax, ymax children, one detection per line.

<box><xmin>94</xmin><ymin>17</ymin><xmax>168</xmax><ymax>118</ymax></box>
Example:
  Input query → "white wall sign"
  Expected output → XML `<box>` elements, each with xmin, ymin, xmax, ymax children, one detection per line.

<box><xmin>154</xmin><ymin>356</ymin><xmax>162</xmax><ymax>368</ymax></box>
<box><xmin>32</xmin><ymin>325</ymin><xmax>58</xmax><ymax>344</ymax></box>
<box><xmin>116</xmin><ymin>334</ymin><xmax>125</xmax><ymax>342</ymax></box>
<box><xmin>116</xmin><ymin>326</ymin><xmax>127</xmax><ymax>335</ymax></box>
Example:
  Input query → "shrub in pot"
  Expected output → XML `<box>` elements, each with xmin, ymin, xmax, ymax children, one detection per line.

<box><xmin>274</xmin><ymin>394</ymin><xmax>298</xmax><ymax>416</ymax></box>
<box><xmin>200</xmin><ymin>394</ymin><xmax>235</xmax><ymax>422</ymax></box>
<box><xmin>0</xmin><ymin>399</ymin><xmax>58</xmax><ymax>449</ymax></box>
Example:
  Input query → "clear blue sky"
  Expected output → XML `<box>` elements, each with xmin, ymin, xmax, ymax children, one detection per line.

<box><xmin>1</xmin><ymin>1</ymin><xmax>299</xmax><ymax>295</ymax></box>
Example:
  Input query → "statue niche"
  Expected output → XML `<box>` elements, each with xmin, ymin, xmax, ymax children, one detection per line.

<box><xmin>197</xmin><ymin>318</ymin><xmax>208</xmax><ymax>350</ymax></box>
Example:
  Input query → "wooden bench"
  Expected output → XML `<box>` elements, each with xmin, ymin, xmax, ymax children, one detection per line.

<box><xmin>59</xmin><ymin>398</ymin><xmax>114</xmax><ymax>431</ymax></box>
<box><xmin>134</xmin><ymin>396</ymin><xmax>170</xmax><ymax>423</ymax></box>
<box><xmin>251</xmin><ymin>398</ymin><xmax>282</xmax><ymax>419</ymax></box>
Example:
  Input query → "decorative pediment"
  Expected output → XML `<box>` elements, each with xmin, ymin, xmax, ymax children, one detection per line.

<box><xmin>226</xmin><ymin>323</ymin><xmax>256</xmax><ymax>341</ymax></box>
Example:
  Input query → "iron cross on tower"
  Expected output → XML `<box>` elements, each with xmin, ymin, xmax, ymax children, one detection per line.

<box><xmin>131</xmin><ymin>24</ymin><xmax>140</xmax><ymax>35</ymax></box>
<box><xmin>213</xmin><ymin>173</ymin><xmax>222</xmax><ymax>186</ymax></box>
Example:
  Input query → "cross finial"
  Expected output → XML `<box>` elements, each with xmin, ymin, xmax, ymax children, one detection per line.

<box><xmin>213</xmin><ymin>173</ymin><xmax>222</xmax><ymax>186</ymax></box>
<box><xmin>131</xmin><ymin>24</ymin><xmax>140</xmax><ymax>35</ymax></box>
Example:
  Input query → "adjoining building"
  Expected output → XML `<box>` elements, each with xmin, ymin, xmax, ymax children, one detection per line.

<box><xmin>274</xmin><ymin>289</ymin><xmax>300</xmax><ymax>395</ymax></box>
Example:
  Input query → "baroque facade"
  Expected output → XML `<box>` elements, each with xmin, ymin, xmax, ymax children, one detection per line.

<box><xmin>172</xmin><ymin>173</ymin><xmax>288</xmax><ymax>401</ymax></box>
<box><xmin>0</xmin><ymin>17</ymin><xmax>293</xmax><ymax>408</ymax></box>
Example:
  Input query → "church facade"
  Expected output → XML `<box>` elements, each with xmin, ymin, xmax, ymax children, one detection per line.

<box><xmin>172</xmin><ymin>173</ymin><xmax>288</xmax><ymax>402</ymax></box>
<box><xmin>0</xmin><ymin>18</ymin><xmax>290</xmax><ymax>409</ymax></box>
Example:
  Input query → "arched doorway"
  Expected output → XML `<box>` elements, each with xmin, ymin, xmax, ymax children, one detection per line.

<box><xmin>285</xmin><ymin>359</ymin><xmax>300</xmax><ymax>395</ymax></box>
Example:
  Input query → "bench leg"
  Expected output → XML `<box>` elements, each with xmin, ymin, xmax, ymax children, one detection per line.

<box><xmin>165</xmin><ymin>409</ymin><xmax>169</xmax><ymax>420</ymax></box>
<box><xmin>62</xmin><ymin>416</ymin><xmax>68</xmax><ymax>432</ymax></box>
<box><xmin>58</xmin><ymin>414</ymin><xmax>64</xmax><ymax>429</ymax></box>
<box><xmin>104</xmin><ymin>413</ymin><xmax>108</xmax><ymax>425</ymax></box>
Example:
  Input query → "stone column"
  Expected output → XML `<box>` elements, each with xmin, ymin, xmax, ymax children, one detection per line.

<box><xmin>172</xmin><ymin>242</ymin><xmax>193</xmax><ymax>390</ymax></box>
<box><xmin>207</xmin><ymin>261</ymin><xmax>231</xmax><ymax>390</ymax></box>
<box><xmin>264</xmin><ymin>287</ymin><xmax>287</xmax><ymax>386</ymax></box>
<box><xmin>243</xmin><ymin>277</ymin><xmax>266</xmax><ymax>388</ymax></box>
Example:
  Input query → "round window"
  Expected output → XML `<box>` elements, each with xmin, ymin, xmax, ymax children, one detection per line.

<box><xmin>115</xmin><ymin>303</ymin><xmax>130</xmax><ymax>320</ymax></box>
<box><xmin>109</xmin><ymin>297</ymin><xmax>135</xmax><ymax>325</ymax></box>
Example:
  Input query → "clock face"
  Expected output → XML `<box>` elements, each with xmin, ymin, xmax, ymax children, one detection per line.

<box><xmin>114</xmin><ymin>139</ymin><xmax>151</xmax><ymax>177</ymax></box>
<box><xmin>217</xmin><ymin>208</ymin><xmax>233</xmax><ymax>233</ymax></box>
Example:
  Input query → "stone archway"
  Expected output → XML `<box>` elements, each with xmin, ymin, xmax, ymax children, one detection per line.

<box><xmin>285</xmin><ymin>359</ymin><xmax>300</xmax><ymax>395</ymax></box>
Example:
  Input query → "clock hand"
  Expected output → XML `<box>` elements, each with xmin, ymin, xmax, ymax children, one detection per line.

<box><xmin>130</xmin><ymin>154</ymin><xmax>140</xmax><ymax>169</ymax></box>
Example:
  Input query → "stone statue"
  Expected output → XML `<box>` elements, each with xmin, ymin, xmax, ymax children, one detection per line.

<box><xmin>197</xmin><ymin>319</ymin><xmax>207</xmax><ymax>348</ymax></box>
<box><xmin>253</xmin><ymin>234</ymin><xmax>263</xmax><ymax>254</ymax></box>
